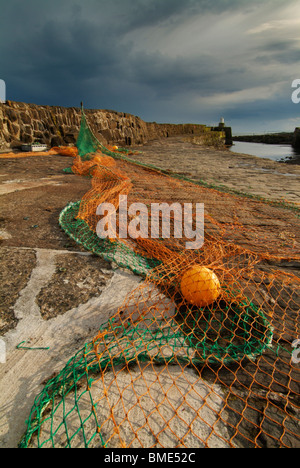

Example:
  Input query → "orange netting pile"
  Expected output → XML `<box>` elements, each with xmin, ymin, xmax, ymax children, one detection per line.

<box><xmin>20</xmin><ymin>109</ymin><xmax>300</xmax><ymax>448</ymax></box>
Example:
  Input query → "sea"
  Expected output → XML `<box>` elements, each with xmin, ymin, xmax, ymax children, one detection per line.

<box><xmin>229</xmin><ymin>141</ymin><xmax>300</xmax><ymax>165</ymax></box>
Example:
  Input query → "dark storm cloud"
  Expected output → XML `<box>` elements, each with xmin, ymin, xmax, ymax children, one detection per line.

<box><xmin>253</xmin><ymin>39</ymin><xmax>300</xmax><ymax>66</ymax></box>
<box><xmin>121</xmin><ymin>0</ymin><xmax>239</xmax><ymax>30</ymax></box>
<box><xmin>0</xmin><ymin>0</ymin><xmax>299</xmax><ymax>132</ymax></box>
<box><xmin>127</xmin><ymin>51</ymin><xmax>218</xmax><ymax>96</ymax></box>
<box><xmin>1</xmin><ymin>4</ymin><xmax>132</xmax><ymax>105</ymax></box>
<box><xmin>122</xmin><ymin>0</ymin><xmax>288</xmax><ymax>26</ymax></box>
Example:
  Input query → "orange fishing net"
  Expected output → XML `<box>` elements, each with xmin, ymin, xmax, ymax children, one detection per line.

<box><xmin>20</xmin><ymin>109</ymin><xmax>300</xmax><ymax>448</ymax></box>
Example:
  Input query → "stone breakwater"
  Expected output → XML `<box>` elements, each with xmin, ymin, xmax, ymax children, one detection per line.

<box><xmin>0</xmin><ymin>100</ymin><xmax>224</xmax><ymax>151</ymax></box>
<box><xmin>293</xmin><ymin>128</ymin><xmax>300</xmax><ymax>149</ymax></box>
<box><xmin>233</xmin><ymin>129</ymin><xmax>300</xmax><ymax>149</ymax></box>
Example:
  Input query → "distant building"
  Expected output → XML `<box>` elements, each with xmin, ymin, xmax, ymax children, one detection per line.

<box><xmin>218</xmin><ymin>117</ymin><xmax>225</xmax><ymax>129</ymax></box>
<box><xmin>211</xmin><ymin>117</ymin><xmax>232</xmax><ymax>145</ymax></box>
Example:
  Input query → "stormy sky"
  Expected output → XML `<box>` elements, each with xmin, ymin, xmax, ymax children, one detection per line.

<box><xmin>0</xmin><ymin>0</ymin><xmax>300</xmax><ymax>134</ymax></box>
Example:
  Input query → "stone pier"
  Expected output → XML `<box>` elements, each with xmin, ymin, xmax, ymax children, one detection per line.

<box><xmin>0</xmin><ymin>100</ymin><xmax>225</xmax><ymax>151</ymax></box>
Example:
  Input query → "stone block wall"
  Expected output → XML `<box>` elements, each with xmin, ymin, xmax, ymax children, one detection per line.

<box><xmin>0</xmin><ymin>100</ymin><xmax>224</xmax><ymax>151</ymax></box>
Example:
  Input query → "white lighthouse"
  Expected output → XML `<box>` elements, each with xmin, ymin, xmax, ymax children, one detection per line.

<box><xmin>219</xmin><ymin>117</ymin><xmax>225</xmax><ymax>129</ymax></box>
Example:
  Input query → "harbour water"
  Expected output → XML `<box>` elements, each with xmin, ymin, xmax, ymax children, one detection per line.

<box><xmin>229</xmin><ymin>140</ymin><xmax>300</xmax><ymax>164</ymax></box>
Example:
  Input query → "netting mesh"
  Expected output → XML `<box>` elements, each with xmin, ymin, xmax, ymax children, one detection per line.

<box><xmin>19</xmin><ymin>108</ymin><xmax>300</xmax><ymax>448</ymax></box>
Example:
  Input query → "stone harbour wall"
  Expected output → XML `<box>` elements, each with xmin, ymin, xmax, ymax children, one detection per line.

<box><xmin>0</xmin><ymin>100</ymin><xmax>224</xmax><ymax>151</ymax></box>
<box><xmin>292</xmin><ymin>127</ymin><xmax>300</xmax><ymax>149</ymax></box>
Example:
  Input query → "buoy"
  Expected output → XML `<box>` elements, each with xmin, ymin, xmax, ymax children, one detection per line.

<box><xmin>180</xmin><ymin>265</ymin><xmax>221</xmax><ymax>307</ymax></box>
<box><xmin>93</xmin><ymin>155</ymin><xmax>102</xmax><ymax>164</ymax></box>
